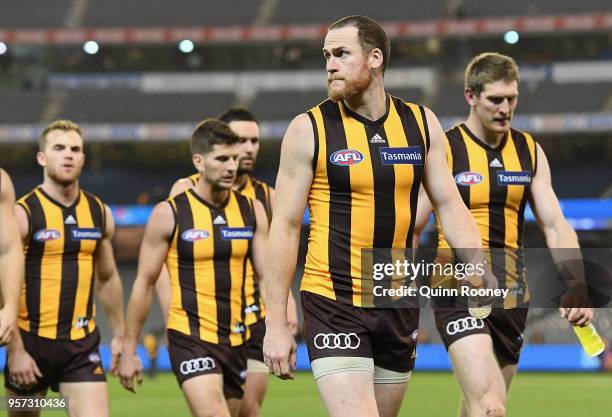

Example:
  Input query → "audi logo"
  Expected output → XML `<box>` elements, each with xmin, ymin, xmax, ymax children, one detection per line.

<box><xmin>313</xmin><ymin>333</ymin><xmax>361</xmax><ymax>350</ymax></box>
<box><xmin>446</xmin><ymin>317</ymin><xmax>485</xmax><ymax>336</ymax></box>
<box><xmin>179</xmin><ymin>357</ymin><xmax>216</xmax><ymax>375</ymax></box>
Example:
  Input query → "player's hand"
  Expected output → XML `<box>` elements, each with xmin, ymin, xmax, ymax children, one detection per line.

<box><xmin>263</xmin><ymin>318</ymin><xmax>296</xmax><ymax>380</ymax></box>
<box><xmin>560</xmin><ymin>307</ymin><xmax>593</xmax><ymax>327</ymax></box>
<box><xmin>286</xmin><ymin>294</ymin><xmax>299</xmax><ymax>336</ymax></box>
<box><xmin>109</xmin><ymin>335</ymin><xmax>124</xmax><ymax>376</ymax></box>
<box><xmin>118</xmin><ymin>350</ymin><xmax>144</xmax><ymax>392</ymax></box>
<box><xmin>0</xmin><ymin>307</ymin><xmax>17</xmax><ymax>346</ymax></box>
<box><xmin>7</xmin><ymin>346</ymin><xmax>42</xmax><ymax>388</ymax></box>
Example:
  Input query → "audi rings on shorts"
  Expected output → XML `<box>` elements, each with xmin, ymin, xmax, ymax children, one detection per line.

<box><xmin>313</xmin><ymin>332</ymin><xmax>361</xmax><ymax>350</ymax></box>
<box><xmin>179</xmin><ymin>357</ymin><xmax>216</xmax><ymax>375</ymax></box>
<box><xmin>446</xmin><ymin>317</ymin><xmax>485</xmax><ymax>336</ymax></box>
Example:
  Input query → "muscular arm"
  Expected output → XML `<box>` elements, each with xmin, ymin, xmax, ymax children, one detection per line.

<box><xmin>264</xmin><ymin>114</ymin><xmax>313</xmax><ymax>323</ymax></box>
<box><xmin>263</xmin><ymin>113</ymin><xmax>314</xmax><ymax>378</ymax></box>
<box><xmin>95</xmin><ymin>205</ymin><xmax>126</xmax><ymax>372</ymax></box>
<box><xmin>0</xmin><ymin>170</ymin><xmax>23</xmax><ymax>344</ymax></box>
<box><xmin>530</xmin><ymin>144</ymin><xmax>590</xmax><ymax>324</ymax></box>
<box><xmin>120</xmin><ymin>202</ymin><xmax>174</xmax><ymax>390</ymax></box>
<box><xmin>412</xmin><ymin>185</ymin><xmax>433</xmax><ymax>248</ymax></box>
<box><xmin>155</xmin><ymin>178</ymin><xmax>194</xmax><ymax>324</ymax></box>
<box><xmin>251</xmin><ymin>199</ymin><xmax>269</xmax><ymax>281</ymax></box>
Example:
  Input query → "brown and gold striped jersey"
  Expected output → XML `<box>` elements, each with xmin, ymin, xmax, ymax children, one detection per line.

<box><xmin>166</xmin><ymin>189</ymin><xmax>256</xmax><ymax>346</ymax></box>
<box><xmin>17</xmin><ymin>187</ymin><xmax>106</xmax><ymax>340</ymax></box>
<box><xmin>301</xmin><ymin>95</ymin><xmax>430</xmax><ymax>306</ymax></box>
<box><xmin>186</xmin><ymin>173</ymin><xmax>271</xmax><ymax>324</ymax></box>
<box><xmin>436</xmin><ymin>123</ymin><xmax>538</xmax><ymax>307</ymax></box>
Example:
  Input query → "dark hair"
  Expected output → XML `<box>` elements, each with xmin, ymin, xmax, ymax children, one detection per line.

<box><xmin>39</xmin><ymin>119</ymin><xmax>83</xmax><ymax>151</ymax></box>
<box><xmin>465</xmin><ymin>52</ymin><xmax>519</xmax><ymax>96</ymax></box>
<box><xmin>329</xmin><ymin>15</ymin><xmax>390</xmax><ymax>74</ymax></box>
<box><xmin>219</xmin><ymin>107</ymin><xmax>259</xmax><ymax>125</ymax></box>
<box><xmin>191</xmin><ymin>119</ymin><xmax>239</xmax><ymax>155</ymax></box>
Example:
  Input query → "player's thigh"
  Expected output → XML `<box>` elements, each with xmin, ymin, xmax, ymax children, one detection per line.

<box><xmin>59</xmin><ymin>381</ymin><xmax>108</xmax><ymax>417</ymax></box>
<box><xmin>227</xmin><ymin>398</ymin><xmax>243</xmax><ymax>417</ymax></box>
<box><xmin>316</xmin><ymin>368</ymin><xmax>379</xmax><ymax>417</ymax></box>
<box><xmin>6</xmin><ymin>388</ymin><xmax>47</xmax><ymax>417</ymax></box>
<box><xmin>448</xmin><ymin>334</ymin><xmax>505</xmax><ymax>401</ymax></box>
<box><xmin>182</xmin><ymin>373</ymin><xmax>231</xmax><ymax>417</ymax></box>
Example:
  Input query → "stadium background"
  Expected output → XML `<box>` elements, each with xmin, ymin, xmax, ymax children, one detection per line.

<box><xmin>0</xmin><ymin>0</ymin><xmax>611</xmax><ymax>415</ymax></box>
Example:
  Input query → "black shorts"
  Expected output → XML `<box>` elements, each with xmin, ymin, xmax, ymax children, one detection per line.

<box><xmin>167</xmin><ymin>329</ymin><xmax>247</xmax><ymax>399</ymax></box>
<box><xmin>301</xmin><ymin>291</ymin><xmax>419</xmax><ymax>373</ymax></box>
<box><xmin>434</xmin><ymin>307</ymin><xmax>528</xmax><ymax>365</ymax></box>
<box><xmin>4</xmin><ymin>328</ymin><xmax>106</xmax><ymax>394</ymax></box>
<box><xmin>246</xmin><ymin>320</ymin><xmax>265</xmax><ymax>362</ymax></box>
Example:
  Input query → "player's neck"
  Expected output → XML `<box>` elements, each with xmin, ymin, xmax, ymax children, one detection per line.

<box><xmin>233</xmin><ymin>173</ymin><xmax>250</xmax><ymax>191</ymax></box>
<box><xmin>342</xmin><ymin>78</ymin><xmax>386</xmax><ymax>121</ymax></box>
<box><xmin>464</xmin><ymin>116</ymin><xmax>506</xmax><ymax>148</ymax></box>
<box><xmin>194</xmin><ymin>181</ymin><xmax>229</xmax><ymax>207</ymax></box>
<box><xmin>41</xmin><ymin>177</ymin><xmax>80</xmax><ymax>206</ymax></box>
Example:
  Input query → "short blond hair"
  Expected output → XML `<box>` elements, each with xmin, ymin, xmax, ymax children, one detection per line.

<box><xmin>39</xmin><ymin>119</ymin><xmax>83</xmax><ymax>151</ymax></box>
<box><xmin>465</xmin><ymin>52</ymin><xmax>519</xmax><ymax>96</ymax></box>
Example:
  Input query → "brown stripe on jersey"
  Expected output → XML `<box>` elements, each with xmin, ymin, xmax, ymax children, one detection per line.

<box><xmin>418</xmin><ymin>105</ymin><xmax>431</xmax><ymax>152</ymax></box>
<box><xmin>211</xmin><ymin>205</ymin><xmax>232</xmax><ymax>344</ymax></box>
<box><xmin>447</xmin><ymin>126</ymin><xmax>471</xmax><ymax>207</ymax></box>
<box><xmin>512</xmin><ymin>130</ymin><xmax>536</xmax><ymax>306</ymax></box>
<box><xmin>252</xmin><ymin>180</ymin><xmax>271</xmax><ymax>222</ymax></box>
<box><xmin>321</xmin><ymin>100</ymin><xmax>353</xmax><ymax>303</ymax></box>
<box><xmin>56</xmin><ymin>201</ymin><xmax>81</xmax><ymax>339</ymax></box>
<box><xmin>21</xmin><ymin>193</ymin><xmax>45</xmax><ymax>334</ymax></box>
<box><xmin>236</xmin><ymin>195</ymin><xmax>257</xmax><ymax>324</ymax></box>
<box><xmin>174</xmin><ymin>192</ymin><xmax>201</xmax><ymax>338</ymax></box>
<box><xmin>84</xmin><ymin>193</ymin><xmax>104</xmax><ymax>326</ymax></box>
<box><xmin>308</xmin><ymin>111</ymin><xmax>320</xmax><ymax>172</ymax></box>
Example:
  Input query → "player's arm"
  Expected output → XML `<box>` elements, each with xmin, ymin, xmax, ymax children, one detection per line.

<box><xmin>154</xmin><ymin>178</ymin><xmax>194</xmax><ymax>325</ymax></box>
<box><xmin>95</xmin><ymin>205</ymin><xmax>126</xmax><ymax>375</ymax></box>
<box><xmin>0</xmin><ymin>169</ymin><xmax>23</xmax><ymax>345</ymax></box>
<box><xmin>412</xmin><ymin>185</ymin><xmax>434</xmax><ymax>248</ymax></box>
<box><xmin>422</xmin><ymin>108</ymin><xmax>481</xmax><ymax>250</ymax></box>
<box><xmin>119</xmin><ymin>201</ymin><xmax>174</xmax><ymax>392</ymax></box>
<box><xmin>263</xmin><ymin>113</ymin><xmax>314</xmax><ymax>380</ymax></box>
<box><xmin>251</xmin><ymin>199</ymin><xmax>269</xmax><ymax>281</ymax></box>
<box><xmin>260</xmin><ymin>186</ymin><xmax>299</xmax><ymax>334</ymax></box>
<box><xmin>421</xmin><ymin>109</ymin><xmax>489</xmax><ymax>289</ymax></box>
<box><xmin>529</xmin><ymin>143</ymin><xmax>591</xmax><ymax>325</ymax></box>
<box><xmin>6</xmin><ymin>199</ymin><xmax>42</xmax><ymax>387</ymax></box>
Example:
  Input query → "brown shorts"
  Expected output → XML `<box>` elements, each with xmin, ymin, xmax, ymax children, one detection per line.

<box><xmin>4</xmin><ymin>328</ymin><xmax>106</xmax><ymax>394</ymax></box>
<box><xmin>434</xmin><ymin>307</ymin><xmax>528</xmax><ymax>365</ymax></box>
<box><xmin>246</xmin><ymin>320</ymin><xmax>265</xmax><ymax>362</ymax></box>
<box><xmin>167</xmin><ymin>329</ymin><xmax>247</xmax><ymax>399</ymax></box>
<box><xmin>301</xmin><ymin>291</ymin><xmax>419</xmax><ymax>373</ymax></box>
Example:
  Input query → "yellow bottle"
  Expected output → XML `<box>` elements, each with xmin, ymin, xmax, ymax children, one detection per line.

<box><xmin>573</xmin><ymin>324</ymin><xmax>605</xmax><ymax>357</ymax></box>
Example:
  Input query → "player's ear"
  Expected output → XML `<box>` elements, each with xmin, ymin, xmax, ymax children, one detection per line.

<box><xmin>36</xmin><ymin>151</ymin><xmax>46</xmax><ymax>167</ymax></box>
<box><xmin>369</xmin><ymin>47</ymin><xmax>384</xmax><ymax>72</ymax></box>
<box><xmin>464</xmin><ymin>88</ymin><xmax>477</xmax><ymax>106</ymax></box>
<box><xmin>192</xmin><ymin>153</ymin><xmax>205</xmax><ymax>172</ymax></box>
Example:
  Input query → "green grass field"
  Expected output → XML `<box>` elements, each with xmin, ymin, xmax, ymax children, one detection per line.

<box><xmin>4</xmin><ymin>371</ymin><xmax>611</xmax><ymax>416</ymax></box>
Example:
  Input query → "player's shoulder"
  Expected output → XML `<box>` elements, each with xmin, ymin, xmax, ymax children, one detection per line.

<box><xmin>249</xmin><ymin>175</ymin><xmax>272</xmax><ymax>190</ymax></box>
<box><xmin>81</xmin><ymin>188</ymin><xmax>106</xmax><ymax>206</ymax></box>
<box><xmin>16</xmin><ymin>186</ymin><xmax>41</xmax><ymax>207</ymax></box>
<box><xmin>509</xmin><ymin>127</ymin><xmax>537</xmax><ymax>145</ymax></box>
<box><xmin>444</xmin><ymin>124</ymin><xmax>463</xmax><ymax>142</ymax></box>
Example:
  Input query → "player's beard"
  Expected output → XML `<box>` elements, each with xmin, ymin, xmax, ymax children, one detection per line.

<box><xmin>327</xmin><ymin>65</ymin><xmax>372</xmax><ymax>102</ymax></box>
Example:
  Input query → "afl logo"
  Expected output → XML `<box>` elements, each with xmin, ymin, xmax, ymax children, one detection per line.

<box><xmin>454</xmin><ymin>172</ymin><xmax>483</xmax><ymax>186</ymax></box>
<box><xmin>330</xmin><ymin>149</ymin><xmax>364</xmax><ymax>166</ymax></box>
<box><xmin>181</xmin><ymin>229</ymin><xmax>209</xmax><ymax>241</ymax></box>
<box><xmin>33</xmin><ymin>229</ymin><xmax>61</xmax><ymax>242</ymax></box>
